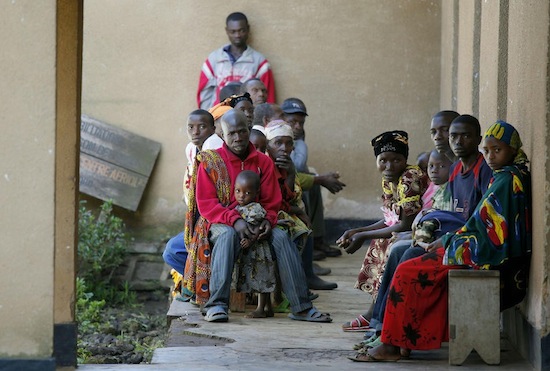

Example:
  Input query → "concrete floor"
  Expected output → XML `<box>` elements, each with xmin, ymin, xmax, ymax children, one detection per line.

<box><xmin>79</xmin><ymin>246</ymin><xmax>534</xmax><ymax>371</ymax></box>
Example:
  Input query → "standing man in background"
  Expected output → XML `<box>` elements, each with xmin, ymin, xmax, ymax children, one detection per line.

<box><xmin>197</xmin><ymin>12</ymin><xmax>276</xmax><ymax>109</ymax></box>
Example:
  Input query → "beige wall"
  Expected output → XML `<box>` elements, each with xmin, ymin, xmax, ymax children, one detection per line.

<box><xmin>0</xmin><ymin>0</ymin><xmax>56</xmax><ymax>357</ymax></box>
<box><xmin>440</xmin><ymin>1</ymin><xmax>550</xmax><ymax>367</ymax></box>
<box><xmin>81</xmin><ymin>0</ymin><xmax>442</xmax><ymax>227</ymax></box>
<box><xmin>506</xmin><ymin>1</ymin><xmax>550</xmax><ymax>334</ymax></box>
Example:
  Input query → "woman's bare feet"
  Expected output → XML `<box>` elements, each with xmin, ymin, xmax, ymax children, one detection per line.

<box><xmin>400</xmin><ymin>348</ymin><xmax>411</xmax><ymax>359</ymax></box>
<box><xmin>244</xmin><ymin>309</ymin><xmax>267</xmax><ymax>318</ymax></box>
<box><xmin>348</xmin><ymin>342</ymin><xmax>402</xmax><ymax>363</ymax></box>
<box><xmin>367</xmin><ymin>343</ymin><xmax>401</xmax><ymax>361</ymax></box>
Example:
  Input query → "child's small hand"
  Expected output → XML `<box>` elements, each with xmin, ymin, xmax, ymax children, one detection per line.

<box><xmin>240</xmin><ymin>238</ymin><xmax>251</xmax><ymax>249</ymax></box>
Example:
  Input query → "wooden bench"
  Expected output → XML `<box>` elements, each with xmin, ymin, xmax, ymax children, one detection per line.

<box><xmin>448</xmin><ymin>269</ymin><xmax>500</xmax><ymax>365</ymax></box>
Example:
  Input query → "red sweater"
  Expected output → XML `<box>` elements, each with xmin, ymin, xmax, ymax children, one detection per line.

<box><xmin>195</xmin><ymin>143</ymin><xmax>282</xmax><ymax>227</ymax></box>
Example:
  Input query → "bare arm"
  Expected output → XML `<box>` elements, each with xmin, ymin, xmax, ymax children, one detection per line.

<box><xmin>339</xmin><ymin>213</ymin><xmax>417</xmax><ymax>254</ymax></box>
<box><xmin>336</xmin><ymin>219</ymin><xmax>387</xmax><ymax>247</ymax></box>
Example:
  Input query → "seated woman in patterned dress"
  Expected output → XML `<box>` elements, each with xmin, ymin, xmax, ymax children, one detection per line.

<box><xmin>337</xmin><ymin>131</ymin><xmax>429</xmax><ymax>331</ymax></box>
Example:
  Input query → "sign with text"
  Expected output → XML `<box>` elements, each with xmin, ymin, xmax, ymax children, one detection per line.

<box><xmin>79</xmin><ymin>115</ymin><xmax>161</xmax><ymax>211</ymax></box>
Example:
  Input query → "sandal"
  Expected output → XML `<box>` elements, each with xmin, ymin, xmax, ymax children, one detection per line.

<box><xmin>348</xmin><ymin>352</ymin><xmax>400</xmax><ymax>362</ymax></box>
<box><xmin>204</xmin><ymin>306</ymin><xmax>228</xmax><ymax>322</ymax></box>
<box><xmin>365</xmin><ymin>336</ymin><xmax>382</xmax><ymax>348</ymax></box>
<box><xmin>273</xmin><ymin>297</ymin><xmax>291</xmax><ymax>313</ymax></box>
<box><xmin>342</xmin><ymin>315</ymin><xmax>371</xmax><ymax>332</ymax></box>
<box><xmin>288</xmin><ymin>307</ymin><xmax>332</xmax><ymax>322</ymax></box>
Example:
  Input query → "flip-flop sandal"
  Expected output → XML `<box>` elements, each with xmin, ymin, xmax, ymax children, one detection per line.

<box><xmin>288</xmin><ymin>307</ymin><xmax>332</xmax><ymax>322</ymax></box>
<box><xmin>204</xmin><ymin>306</ymin><xmax>228</xmax><ymax>322</ymax></box>
<box><xmin>273</xmin><ymin>298</ymin><xmax>291</xmax><ymax>313</ymax></box>
<box><xmin>347</xmin><ymin>352</ymin><xmax>400</xmax><ymax>362</ymax></box>
<box><xmin>365</xmin><ymin>336</ymin><xmax>382</xmax><ymax>349</ymax></box>
<box><xmin>342</xmin><ymin>315</ymin><xmax>371</xmax><ymax>331</ymax></box>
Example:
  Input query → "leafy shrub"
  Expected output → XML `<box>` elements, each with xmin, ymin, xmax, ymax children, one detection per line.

<box><xmin>76</xmin><ymin>278</ymin><xmax>106</xmax><ymax>334</ymax></box>
<box><xmin>78</xmin><ymin>200</ymin><xmax>130</xmax><ymax>302</ymax></box>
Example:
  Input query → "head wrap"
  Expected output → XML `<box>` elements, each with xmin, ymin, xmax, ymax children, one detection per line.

<box><xmin>251</xmin><ymin>124</ymin><xmax>266</xmax><ymax>136</ymax></box>
<box><xmin>371</xmin><ymin>130</ymin><xmax>409</xmax><ymax>159</ymax></box>
<box><xmin>484</xmin><ymin>120</ymin><xmax>529</xmax><ymax>165</ymax></box>
<box><xmin>208</xmin><ymin>101</ymin><xmax>232</xmax><ymax>121</ymax></box>
<box><xmin>265</xmin><ymin>120</ymin><xmax>293</xmax><ymax>141</ymax></box>
<box><xmin>229</xmin><ymin>92</ymin><xmax>253</xmax><ymax>107</ymax></box>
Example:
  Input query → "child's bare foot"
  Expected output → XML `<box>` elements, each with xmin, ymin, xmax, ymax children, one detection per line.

<box><xmin>264</xmin><ymin>306</ymin><xmax>274</xmax><ymax>317</ymax></box>
<box><xmin>244</xmin><ymin>309</ymin><xmax>267</xmax><ymax>318</ymax></box>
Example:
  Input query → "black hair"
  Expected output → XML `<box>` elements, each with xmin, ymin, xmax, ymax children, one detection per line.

<box><xmin>188</xmin><ymin>109</ymin><xmax>214</xmax><ymax>127</ymax></box>
<box><xmin>433</xmin><ymin>110</ymin><xmax>460</xmax><ymax>125</ymax></box>
<box><xmin>252</xmin><ymin>103</ymin><xmax>274</xmax><ymax>127</ymax></box>
<box><xmin>451</xmin><ymin>114</ymin><xmax>481</xmax><ymax>136</ymax></box>
<box><xmin>240</xmin><ymin>78</ymin><xmax>263</xmax><ymax>94</ymax></box>
<box><xmin>236</xmin><ymin>170</ymin><xmax>260</xmax><ymax>191</ymax></box>
<box><xmin>219</xmin><ymin>82</ymin><xmax>243</xmax><ymax>101</ymax></box>
<box><xmin>226</xmin><ymin>12</ymin><xmax>248</xmax><ymax>26</ymax></box>
<box><xmin>429</xmin><ymin>149</ymin><xmax>452</xmax><ymax>164</ymax></box>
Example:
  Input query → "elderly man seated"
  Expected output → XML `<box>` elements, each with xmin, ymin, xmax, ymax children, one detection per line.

<box><xmin>184</xmin><ymin>108</ymin><xmax>332</xmax><ymax>323</ymax></box>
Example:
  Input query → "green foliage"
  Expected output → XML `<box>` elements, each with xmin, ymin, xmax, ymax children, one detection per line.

<box><xmin>78</xmin><ymin>200</ymin><xmax>127</xmax><ymax>282</ymax></box>
<box><xmin>76</xmin><ymin>200</ymin><xmax>165</xmax><ymax>364</ymax></box>
<box><xmin>78</xmin><ymin>200</ymin><xmax>134</xmax><ymax>304</ymax></box>
<box><xmin>76</xmin><ymin>278</ymin><xmax>105</xmax><ymax>363</ymax></box>
<box><xmin>76</xmin><ymin>278</ymin><xmax>106</xmax><ymax>333</ymax></box>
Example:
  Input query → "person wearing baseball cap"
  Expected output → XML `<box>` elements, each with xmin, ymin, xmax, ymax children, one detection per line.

<box><xmin>282</xmin><ymin>97</ymin><xmax>346</xmax><ymax>264</ymax></box>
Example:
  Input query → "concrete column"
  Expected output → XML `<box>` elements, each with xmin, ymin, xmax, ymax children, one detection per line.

<box><xmin>54</xmin><ymin>0</ymin><xmax>83</xmax><ymax>368</ymax></box>
<box><xmin>478</xmin><ymin>0</ymin><xmax>508</xmax><ymax>128</ymax></box>
<box><xmin>0</xmin><ymin>1</ymin><xmax>82</xmax><ymax>369</ymax></box>
<box><xmin>504</xmin><ymin>2</ymin><xmax>550</xmax><ymax>369</ymax></box>
<box><xmin>456</xmin><ymin>0</ymin><xmax>481</xmax><ymax>115</ymax></box>
<box><xmin>441</xmin><ymin>1</ymin><xmax>550</xmax><ymax>368</ymax></box>
<box><xmin>440</xmin><ymin>0</ymin><xmax>459</xmax><ymax>110</ymax></box>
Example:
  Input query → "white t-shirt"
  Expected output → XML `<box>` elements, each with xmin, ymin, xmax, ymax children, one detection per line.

<box><xmin>183</xmin><ymin>133</ymin><xmax>224</xmax><ymax>205</ymax></box>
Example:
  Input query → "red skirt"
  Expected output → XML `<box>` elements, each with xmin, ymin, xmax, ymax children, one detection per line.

<box><xmin>380</xmin><ymin>248</ymin><xmax>464</xmax><ymax>350</ymax></box>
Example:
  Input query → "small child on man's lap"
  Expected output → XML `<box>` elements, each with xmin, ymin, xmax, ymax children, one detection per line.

<box><xmin>233</xmin><ymin>170</ymin><xmax>277</xmax><ymax>318</ymax></box>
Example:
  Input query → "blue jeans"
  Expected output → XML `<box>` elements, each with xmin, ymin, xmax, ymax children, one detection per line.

<box><xmin>369</xmin><ymin>239</ymin><xmax>425</xmax><ymax>331</ymax></box>
<box><xmin>205</xmin><ymin>224</ymin><xmax>311</xmax><ymax>314</ymax></box>
<box><xmin>162</xmin><ymin>232</ymin><xmax>187</xmax><ymax>275</ymax></box>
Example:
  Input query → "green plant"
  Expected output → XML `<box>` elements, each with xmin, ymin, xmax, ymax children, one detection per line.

<box><xmin>78</xmin><ymin>200</ymin><xmax>129</xmax><ymax>301</ymax></box>
<box><xmin>76</xmin><ymin>278</ymin><xmax>106</xmax><ymax>335</ymax></box>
